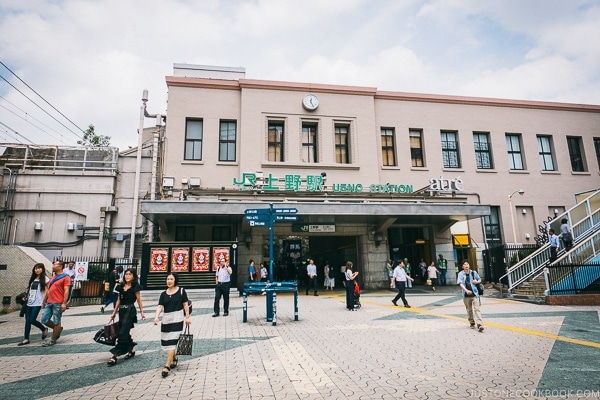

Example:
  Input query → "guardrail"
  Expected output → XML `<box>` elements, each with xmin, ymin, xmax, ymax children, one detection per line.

<box><xmin>242</xmin><ymin>281</ymin><xmax>298</xmax><ymax>325</ymax></box>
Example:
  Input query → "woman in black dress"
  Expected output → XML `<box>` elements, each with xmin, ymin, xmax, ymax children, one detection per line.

<box><xmin>107</xmin><ymin>268</ymin><xmax>146</xmax><ymax>366</ymax></box>
<box><xmin>153</xmin><ymin>273</ymin><xmax>191</xmax><ymax>378</ymax></box>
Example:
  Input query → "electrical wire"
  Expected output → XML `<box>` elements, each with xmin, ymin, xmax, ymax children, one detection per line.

<box><xmin>0</xmin><ymin>120</ymin><xmax>33</xmax><ymax>143</ymax></box>
<box><xmin>0</xmin><ymin>99</ymin><xmax>70</xmax><ymax>144</ymax></box>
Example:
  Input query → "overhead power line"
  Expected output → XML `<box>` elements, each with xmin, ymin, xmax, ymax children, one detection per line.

<box><xmin>0</xmin><ymin>61</ymin><xmax>84</xmax><ymax>141</ymax></box>
<box><xmin>0</xmin><ymin>102</ymin><xmax>70</xmax><ymax>145</ymax></box>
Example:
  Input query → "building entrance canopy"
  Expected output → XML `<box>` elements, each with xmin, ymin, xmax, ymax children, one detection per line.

<box><xmin>141</xmin><ymin>198</ymin><xmax>490</xmax><ymax>231</ymax></box>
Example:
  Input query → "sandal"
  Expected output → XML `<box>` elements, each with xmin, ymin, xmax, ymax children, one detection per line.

<box><xmin>107</xmin><ymin>355</ymin><xmax>118</xmax><ymax>366</ymax></box>
<box><xmin>124</xmin><ymin>351</ymin><xmax>136</xmax><ymax>360</ymax></box>
<box><xmin>161</xmin><ymin>366</ymin><xmax>170</xmax><ymax>378</ymax></box>
<box><xmin>170</xmin><ymin>357</ymin><xmax>178</xmax><ymax>369</ymax></box>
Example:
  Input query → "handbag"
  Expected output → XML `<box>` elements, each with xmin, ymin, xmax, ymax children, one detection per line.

<box><xmin>426</xmin><ymin>279</ymin><xmax>432</xmax><ymax>286</ymax></box>
<box><xmin>93</xmin><ymin>319</ymin><xmax>119</xmax><ymax>346</ymax></box>
<box><xmin>176</xmin><ymin>325</ymin><xmax>193</xmax><ymax>356</ymax></box>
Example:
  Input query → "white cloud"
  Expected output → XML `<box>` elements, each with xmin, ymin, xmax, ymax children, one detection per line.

<box><xmin>0</xmin><ymin>0</ymin><xmax>598</xmax><ymax>149</ymax></box>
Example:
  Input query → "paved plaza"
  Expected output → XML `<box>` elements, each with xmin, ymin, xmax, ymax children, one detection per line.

<box><xmin>1</xmin><ymin>286</ymin><xmax>599</xmax><ymax>400</ymax></box>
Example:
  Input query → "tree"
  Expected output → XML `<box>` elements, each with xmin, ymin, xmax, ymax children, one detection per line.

<box><xmin>77</xmin><ymin>124</ymin><xmax>111</xmax><ymax>147</ymax></box>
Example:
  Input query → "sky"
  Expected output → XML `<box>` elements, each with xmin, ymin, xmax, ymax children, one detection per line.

<box><xmin>0</xmin><ymin>0</ymin><xmax>599</xmax><ymax>150</ymax></box>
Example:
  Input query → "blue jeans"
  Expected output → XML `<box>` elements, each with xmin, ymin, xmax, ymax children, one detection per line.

<box><xmin>103</xmin><ymin>291</ymin><xmax>117</xmax><ymax>308</ymax></box>
<box><xmin>439</xmin><ymin>270</ymin><xmax>447</xmax><ymax>286</ymax></box>
<box><xmin>24</xmin><ymin>305</ymin><xmax>46</xmax><ymax>340</ymax></box>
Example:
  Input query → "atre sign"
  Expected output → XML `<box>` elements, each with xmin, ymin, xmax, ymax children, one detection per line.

<box><xmin>428</xmin><ymin>176</ymin><xmax>464</xmax><ymax>192</ymax></box>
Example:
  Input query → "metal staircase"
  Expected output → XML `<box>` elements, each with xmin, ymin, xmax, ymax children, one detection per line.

<box><xmin>500</xmin><ymin>189</ymin><xmax>600</xmax><ymax>297</ymax></box>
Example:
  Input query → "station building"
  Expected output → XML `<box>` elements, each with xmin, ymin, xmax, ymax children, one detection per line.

<box><xmin>139</xmin><ymin>64</ymin><xmax>600</xmax><ymax>290</ymax></box>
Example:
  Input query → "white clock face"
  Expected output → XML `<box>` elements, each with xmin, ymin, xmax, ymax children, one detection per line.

<box><xmin>303</xmin><ymin>94</ymin><xmax>319</xmax><ymax>110</ymax></box>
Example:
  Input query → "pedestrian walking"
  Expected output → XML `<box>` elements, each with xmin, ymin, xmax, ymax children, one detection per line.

<box><xmin>457</xmin><ymin>260</ymin><xmax>484</xmax><ymax>332</ymax></box>
<box><xmin>403</xmin><ymin>258</ymin><xmax>412</xmax><ymax>288</ymax></box>
<box><xmin>153</xmin><ymin>273</ymin><xmax>191</xmax><ymax>377</ymax></box>
<box><xmin>306</xmin><ymin>259</ymin><xmax>318</xmax><ymax>296</ymax></box>
<box><xmin>101</xmin><ymin>266</ymin><xmax>120</xmax><ymax>313</ymax></box>
<box><xmin>391</xmin><ymin>260</ymin><xmax>413</xmax><ymax>308</ymax></box>
<box><xmin>107</xmin><ymin>268</ymin><xmax>146</xmax><ymax>366</ymax></box>
<box><xmin>437</xmin><ymin>254</ymin><xmax>448</xmax><ymax>286</ymax></box>
<box><xmin>41</xmin><ymin>260</ymin><xmax>70</xmax><ymax>347</ymax></box>
<box><xmin>427</xmin><ymin>262</ymin><xmax>440</xmax><ymax>291</ymax></box>
<box><xmin>548</xmin><ymin>229</ymin><xmax>560</xmax><ymax>264</ymax></box>
<box><xmin>18</xmin><ymin>263</ymin><xmax>49</xmax><ymax>346</ymax></box>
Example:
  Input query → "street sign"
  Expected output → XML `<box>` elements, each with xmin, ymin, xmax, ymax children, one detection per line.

<box><xmin>245</xmin><ymin>208</ymin><xmax>271</xmax><ymax>215</ymax></box>
<box><xmin>249</xmin><ymin>220</ymin><xmax>268</xmax><ymax>227</ymax></box>
<box><xmin>274</xmin><ymin>208</ymin><xmax>298</xmax><ymax>214</ymax></box>
<box><xmin>274</xmin><ymin>215</ymin><xmax>298</xmax><ymax>222</ymax></box>
<box><xmin>244</xmin><ymin>215</ymin><xmax>270</xmax><ymax>222</ymax></box>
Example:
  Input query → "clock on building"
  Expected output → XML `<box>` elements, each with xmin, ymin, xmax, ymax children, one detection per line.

<box><xmin>302</xmin><ymin>94</ymin><xmax>319</xmax><ymax>111</ymax></box>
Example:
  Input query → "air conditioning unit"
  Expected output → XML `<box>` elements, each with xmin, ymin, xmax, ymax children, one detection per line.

<box><xmin>162</xmin><ymin>177</ymin><xmax>175</xmax><ymax>189</ymax></box>
<box><xmin>67</xmin><ymin>222</ymin><xmax>76</xmax><ymax>231</ymax></box>
<box><xmin>188</xmin><ymin>177</ymin><xmax>201</xmax><ymax>189</ymax></box>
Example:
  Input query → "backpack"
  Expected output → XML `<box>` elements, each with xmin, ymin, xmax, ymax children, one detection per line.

<box><xmin>470</xmin><ymin>272</ymin><xmax>484</xmax><ymax>295</ymax></box>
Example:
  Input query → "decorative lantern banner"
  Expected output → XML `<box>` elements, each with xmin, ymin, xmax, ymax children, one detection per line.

<box><xmin>171</xmin><ymin>248</ymin><xmax>189</xmax><ymax>272</ymax></box>
<box><xmin>212</xmin><ymin>247</ymin><xmax>230</xmax><ymax>271</ymax></box>
<box><xmin>150</xmin><ymin>248</ymin><xmax>169</xmax><ymax>272</ymax></box>
<box><xmin>192</xmin><ymin>247</ymin><xmax>210</xmax><ymax>271</ymax></box>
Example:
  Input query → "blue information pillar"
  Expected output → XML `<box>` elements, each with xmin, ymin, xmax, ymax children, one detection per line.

<box><xmin>244</xmin><ymin>204</ymin><xmax>298</xmax><ymax>322</ymax></box>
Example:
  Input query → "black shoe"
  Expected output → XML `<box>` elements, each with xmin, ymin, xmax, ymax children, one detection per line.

<box><xmin>170</xmin><ymin>357</ymin><xmax>178</xmax><ymax>368</ymax></box>
<box><xmin>392</xmin><ymin>300</ymin><xmax>398</xmax><ymax>306</ymax></box>
<box><xmin>107</xmin><ymin>355</ymin><xmax>117</xmax><ymax>367</ymax></box>
<box><xmin>404</xmin><ymin>305</ymin><xmax>411</xmax><ymax>308</ymax></box>
<box><xmin>314</xmin><ymin>294</ymin><xmax>319</xmax><ymax>296</ymax></box>
<box><xmin>223</xmin><ymin>312</ymin><xmax>229</xmax><ymax>316</ymax></box>
<box><xmin>18</xmin><ymin>340</ymin><xmax>30</xmax><ymax>346</ymax></box>
<box><xmin>162</xmin><ymin>366</ymin><xmax>170</xmax><ymax>378</ymax></box>
<box><xmin>124</xmin><ymin>351</ymin><xmax>136</xmax><ymax>360</ymax></box>
<box><xmin>212</xmin><ymin>313</ymin><xmax>219</xmax><ymax>317</ymax></box>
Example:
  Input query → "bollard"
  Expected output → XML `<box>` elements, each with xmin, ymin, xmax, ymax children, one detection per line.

<box><xmin>272</xmin><ymin>291</ymin><xmax>277</xmax><ymax>326</ymax></box>
<box><xmin>243</xmin><ymin>292</ymin><xmax>248</xmax><ymax>323</ymax></box>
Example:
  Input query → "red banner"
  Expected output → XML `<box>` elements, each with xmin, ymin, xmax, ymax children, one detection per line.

<box><xmin>150</xmin><ymin>248</ymin><xmax>168</xmax><ymax>272</ymax></box>
<box><xmin>171</xmin><ymin>248</ymin><xmax>189</xmax><ymax>272</ymax></box>
<box><xmin>192</xmin><ymin>247</ymin><xmax>210</xmax><ymax>271</ymax></box>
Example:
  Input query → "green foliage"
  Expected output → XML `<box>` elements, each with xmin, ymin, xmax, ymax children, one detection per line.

<box><xmin>87</xmin><ymin>264</ymin><xmax>106</xmax><ymax>281</ymax></box>
<box><xmin>77</xmin><ymin>124</ymin><xmax>111</xmax><ymax>147</ymax></box>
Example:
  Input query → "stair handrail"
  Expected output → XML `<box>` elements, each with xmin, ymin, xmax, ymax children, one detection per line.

<box><xmin>499</xmin><ymin>189</ymin><xmax>600</xmax><ymax>292</ymax></box>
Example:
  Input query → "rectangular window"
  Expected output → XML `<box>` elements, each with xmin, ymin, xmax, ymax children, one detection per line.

<box><xmin>506</xmin><ymin>134</ymin><xmax>524</xmax><ymax>170</ymax></box>
<box><xmin>219</xmin><ymin>120</ymin><xmax>237</xmax><ymax>162</ymax></box>
<box><xmin>409</xmin><ymin>129</ymin><xmax>424</xmax><ymax>167</ymax></box>
<box><xmin>175</xmin><ymin>226</ymin><xmax>195</xmax><ymax>241</ymax></box>
<box><xmin>537</xmin><ymin>135</ymin><xmax>555</xmax><ymax>171</ymax></box>
<box><xmin>441</xmin><ymin>130</ymin><xmax>460</xmax><ymax>168</ymax></box>
<box><xmin>483</xmin><ymin>206</ymin><xmax>502</xmax><ymax>245</ymax></box>
<box><xmin>212</xmin><ymin>226</ymin><xmax>231</xmax><ymax>241</ymax></box>
<box><xmin>594</xmin><ymin>137</ymin><xmax>600</xmax><ymax>170</ymax></box>
<box><xmin>335</xmin><ymin>124</ymin><xmax>350</xmax><ymax>164</ymax></box>
<box><xmin>268</xmin><ymin>121</ymin><xmax>284</xmax><ymax>162</ymax></box>
<box><xmin>301</xmin><ymin>123</ymin><xmax>318</xmax><ymax>163</ymax></box>
<box><xmin>381</xmin><ymin>128</ymin><xmax>396</xmax><ymax>166</ymax></box>
<box><xmin>184</xmin><ymin>119</ymin><xmax>203</xmax><ymax>160</ymax></box>
<box><xmin>567</xmin><ymin>136</ymin><xmax>586</xmax><ymax>172</ymax></box>
<box><xmin>473</xmin><ymin>132</ymin><xmax>492</xmax><ymax>169</ymax></box>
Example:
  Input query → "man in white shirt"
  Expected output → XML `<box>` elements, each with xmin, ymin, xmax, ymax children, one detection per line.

<box><xmin>64</xmin><ymin>261</ymin><xmax>76</xmax><ymax>306</ymax></box>
<box><xmin>306</xmin><ymin>259</ymin><xmax>318</xmax><ymax>296</ymax></box>
<box><xmin>391</xmin><ymin>261</ymin><xmax>414</xmax><ymax>308</ymax></box>
<box><xmin>213</xmin><ymin>260</ymin><xmax>232</xmax><ymax>317</ymax></box>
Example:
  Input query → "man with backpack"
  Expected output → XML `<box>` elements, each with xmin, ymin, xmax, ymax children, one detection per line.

<box><xmin>457</xmin><ymin>260</ymin><xmax>484</xmax><ymax>332</ymax></box>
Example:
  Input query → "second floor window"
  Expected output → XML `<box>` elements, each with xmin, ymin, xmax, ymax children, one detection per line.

<box><xmin>175</xmin><ymin>226</ymin><xmax>195</xmax><ymax>241</ymax></box>
<box><xmin>537</xmin><ymin>135</ymin><xmax>555</xmax><ymax>171</ymax></box>
<box><xmin>473</xmin><ymin>132</ymin><xmax>492</xmax><ymax>169</ymax></box>
<box><xmin>506</xmin><ymin>134</ymin><xmax>524</xmax><ymax>170</ymax></box>
<box><xmin>381</xmin><ymin>128</ymin><xmax>396</xmax><ymax>166</ymax></box>
<box><xmin>219</xmin><ymin>120</ymin><xmax>237</xmax><ymax>162</ymax></box>
<box><xmin>594</xmin><ymin>137</ymin><xmax>600</xmax><ymax>171</ymax></box>
<box><xmin>409</xmin><ymin>129</ymin><xmax>424</xmax><ymax>167</ymax></box>
<box><xmin>441</xmin><ymin>130</ymin><xmax>460</xmax><ymax>168</ymax></box>
<box><xmin>335</xmin><ymin>124</ymin><xmax>350</xmax><ymax>164</ymax></box>
<box><xmin>184</xmin><ymin>119</ymin><xmax>203</xmax><ymax>160</ymax></box>
<box><xmin>567</xmin><ymin>136</ymin><xmax>586</xmax><ymax>172</ymax></box>
<box><xmin>483</xmin><ymin>206</ymin><xmax>502</xmax><ymax>245</ymax></box>
<box><xmin>268</xmin><ymin>121</ymin><xmax>284</xmax><ymax>162</ymax></box>
<box><xmin>301</xmin><ymin>123</ymin><xmax>318</xmax><ymax>163</ymax></box>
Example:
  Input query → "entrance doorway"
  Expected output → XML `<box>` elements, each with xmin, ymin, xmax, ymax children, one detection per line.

<box><xmin>308</xmin><ymin>236</ymin><xmax>358</xmax><ymax>289</ymax></box>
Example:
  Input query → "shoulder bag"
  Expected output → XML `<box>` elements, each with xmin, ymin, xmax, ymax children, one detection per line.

<box><xmin>176</xmin><ymin>325</ymin><xmax>193</xmax><ymax>356</ymax></box>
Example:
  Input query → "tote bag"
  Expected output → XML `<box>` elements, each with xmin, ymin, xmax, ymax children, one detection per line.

<box><xmin>176</xmin><ymin>325</ymin><xmax>193</xmax><ymax>356</ymax></box>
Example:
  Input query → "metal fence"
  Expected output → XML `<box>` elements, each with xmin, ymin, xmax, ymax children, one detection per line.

<box><xmin>482</xmin><ymin>243</ymin><xmax>539</xmax><ymax>284</ymax></box>
<box><xmin>58</xmin><ymin>257</ymin><xmax>139</xmax><ymax>300</ymax></box>
<box><xmin>546</xmin><ymin>262</ymin><xmax>600</xmax><ymax>295</ymax></box>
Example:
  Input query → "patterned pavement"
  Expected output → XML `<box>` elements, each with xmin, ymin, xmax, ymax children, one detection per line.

<box><xmin>0</xmin><ymin>286</ymin><xmax>599</xmax><ymax>400</ymax></box>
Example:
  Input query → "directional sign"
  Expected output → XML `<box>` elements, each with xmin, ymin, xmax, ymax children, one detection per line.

<box><xmin>244</xmin><ymin>215</ymin><xmax>270</xmax><ymax>222</ymax></box>
<box><xmin>274</xmin><ymin>215</ymin><xmax>298</xmax><ymax>222</ymax></box>
<box><xmin>274</xmin><ymin>208</ymin><xmax>298</xmax><ymax>214</ymax></box>
<box><xmin>245</xmin><ymin>208</ymin><xmax>271</xmax><ymax>215</ymax></box>
<box><xmin>249</xmin><ymin>220</ymin><xmax>268</xmax><ymax>227</ymax></box>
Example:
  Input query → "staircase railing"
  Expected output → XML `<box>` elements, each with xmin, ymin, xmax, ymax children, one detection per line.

<box><xmin>500</xmin><ymin>189</ymin><xmax>600</xmax><ymax>292</ymax></box>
